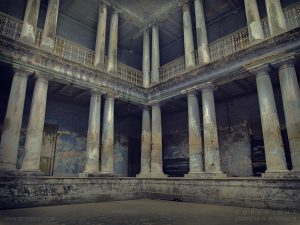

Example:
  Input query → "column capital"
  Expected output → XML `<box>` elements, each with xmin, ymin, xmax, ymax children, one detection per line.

<box><xmin>104</xmin><ymin>93</ymin><xmax>118</xmax><ymax>100</ymax></box>
<box><xmin>200</xmin><ymin>82</ymin><xmax>217</xmax><ymax>92</ymax></box>
<box><xmin>182</xmin><ymin>1</ymin><xmax>190</xmax><ymax>9</ymax></box>
<box><xmin>246</xmin><ymin>64</ymin><xmax>271</xmax><ymax>77</ymax></box>
<box><xmin>90</xmin><ymin>89</ymin><xmax>103</xmax><ymax>96</ymax></box>
<box><xmin>33</xmin><ymin>71</ymin><xmax>50</xmax><ymax>82</ymax></box>
<box><xmin>147</xmin><ymin>100</ymin><xmax>161</xmax><ymax>107</ymax></box>
<box><xmin>97</xmin><ymin>0</ymin><xmax>107</xmax><ymax>7</ymax></box>
<box><xmin>272</xmin><ymin>55</ymin><xmax>296</xmax><ymax>71</ymax></box>
<box><xmin>12</xmin><ymin>66</ymin><xmax>33</xmax><ymax>77</ymax></box>
<box><xmin>143</xmin><ymin>105</ymin><xmax>151</xmax><ymax>111</ymax></box>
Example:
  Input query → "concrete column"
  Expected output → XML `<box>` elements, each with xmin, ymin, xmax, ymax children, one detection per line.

<box><xmin>265</xmin><ymin>0</ymin><xmax>287</xmax><ymax>36</ymax></box>
<box><xmin>100</xmin><ymin>95</ymin><xmax>115</xmax><ymax>175</ymax></box>
<box><xmin>183</xmin><ymin>3</ymin><xmax>195</xmax><ymax>69</ymax></box>
<box><xmin>278</xmin><ymin>62</ymin><xmax>300</xmax><ymax>173</ymax></box>
<box><xmin>244</xmin><ymin>0</ymin><xmax>264</xmax><ymax>42</ymax></box>
<box><xmin>185</xmin><ymin>92</ymin><xmax>204</xmax><ymax>177</ymax></box>
<box><xmin>143</xmin><ymin>28</ymin><xmax>151</xmax><ymax>88</ymax></box>
<box><xmin>0</xmin><ymin>68</ymin><xmax>30</xmax><ymax>171</ymax></box>
<box><xmin>19</xmin><ymin>0</ymin><xmax>41</xmax><ymax>45</ymax></box>
<box><xmin>21</xmin><ymin>75</ymin><xmax>48</xmax><ymax>173</ymax></box>
<box><xmin>107</xmin><ymin>10</ymin><xmax>118</xmax><ymax>73</ymax></box>
<box><xmin>40</xmin><ymin>0</ymin><xmax>60</xmax><ymax>52</ymax></box>
<box><xmin>137</xmin><ymin>106</ymin><xmax>151</xmax><ymax>177</ymax></box>
<box><xmin>151</xmin><ymin>24</ymin><xmax>160</xmax><ymax>85</ymax></box>
<box><xmin>255</xmin><ymin>69</ymin><xmax>288</xmax><ymax>177</ymax></box>
<box><xmin>80</xmin><ymin>91</ymin><xmax>102</xmax><ymax>177</ymax></box>
<box><xmin>202</xmin><ymin>83</ymin><xmax>225</xmax><ymax>177</ymax></box>
<box><xmin>150</xmin><ymin>104</ymin><xmax>166</xmax><ymax>177</ymax></box>
<box><xmin>194</xmin><ymin>0</ymin><xmax>209</xmax><ymax>64</ymax></box>
<box><xmin>94</xmin><ymin>2</ymin><xmax>107</xmax><ymax>69</ymax></box>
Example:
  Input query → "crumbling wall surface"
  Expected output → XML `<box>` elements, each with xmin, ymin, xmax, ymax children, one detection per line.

<box><xmin>44</xmin><ymin>99</ymin><xmax>89</xmax><ymax>176</ymax></box>
<box><xmin>219</xmin><ymin>122</ymin><xmax>253</xmax><ymax>177</ymax></box>
<box><xmin>113</xmin><ymin>133</ymin><xmax>128</xmax><ymax>177</ymax></box>
<box><xmin>162</xmin><ymin>111</ymin><xmax>189</xmax><ymax>160</ymax></box>
<box><xmin>0</xmin><ymin>177</ymin><xmax>299</xmax><ymax>211</ymax></box>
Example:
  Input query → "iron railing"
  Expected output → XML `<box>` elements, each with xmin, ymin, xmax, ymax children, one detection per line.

<box><xmin>0</xmin><ymin>12</ymin><xmax>143</xmax><ymax>86</ymax></box>
<box><xmin>159</xmin><ymin>2</ymin><xmax>300</xmax><ymax>82</ymax></box>
<box><xmin>1</xmin><ymin>2</ymin><xmax>299</xmax><ymax>86</ymax></box>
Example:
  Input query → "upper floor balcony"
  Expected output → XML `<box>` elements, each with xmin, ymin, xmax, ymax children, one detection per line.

<box><xmin>0</xmin><ymin>0</ymin><xmax>299</xmax><ymax>89</ymax></box>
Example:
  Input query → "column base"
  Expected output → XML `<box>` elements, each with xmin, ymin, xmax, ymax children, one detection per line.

<box><xmin>140</xmin><ymin>172</ymin><xmax>168</xmax><ymax>178</ymax></box>
<box><xmin>185</xmin><ymin>172</ymin><xmax>227</xmax><ymax>179</ymax></box>
<box><xmin>262</xmin><ymin>170</ymin><xmax>290</xmax><ymax>178</ymax></box>
<box><xmin>98</xmin><ymin>171</ymin><xmax>118</xmax><ymax>177</ymax></box>
<box><xmin>6</xmin><ymin>169</ymin><xmax>45</xmax><ymax>176</ymax></box>
<box><xmin>79</xmin><ymin>172</ymin><xmax>117</xmax><ymax>178</ymax></box>
<box><xmin>136</xmin><ymin>172</ymin><xmax>151</xmax><ymax>178</ymax></box>
<box><xmin>288</xmin><ymin>170</ymin><xmax>300</xmax><ymax>178</ymax></box>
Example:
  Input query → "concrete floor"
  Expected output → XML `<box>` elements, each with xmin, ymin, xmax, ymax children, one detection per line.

<box><xmin>0</xmin><ymin>199</ymin><xmax>299</xmax><ymax>225</ymax></box>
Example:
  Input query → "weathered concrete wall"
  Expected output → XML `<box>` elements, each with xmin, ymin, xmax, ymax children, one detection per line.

<box><xmin>0</xmin><ymin>177</ymin><xmax>299</xmax><ymax>211</ymax></box>
<box><xmin>219</xmin><ymin>123</ymin><xmax>253</xmax><ymax>177</ymax></box>
<box><xmin>162</xmin><ymin>111</ymin><xmax>189</xmax><ymax>160</ymax></box>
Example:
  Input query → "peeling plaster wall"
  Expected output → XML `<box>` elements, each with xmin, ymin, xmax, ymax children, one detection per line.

<box><xmin>160</xmin><ymin>86</ymin><xmax>287</xmax><ymax>177</ymax></box>
<box><xmin>219</xmin><ymin>123</ymin><xmax>253</xmax><ymax>177</ymax></box>
<box><xmin>162</xmin><ymin>111</ymin><xmax>189</xmax><ymax>160</ymax></box>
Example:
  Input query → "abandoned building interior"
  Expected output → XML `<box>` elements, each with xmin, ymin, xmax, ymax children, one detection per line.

<box><xmin>0</xmin><ymin>0</ymin><xmax>300</xmax><ymax>220</ymax></box>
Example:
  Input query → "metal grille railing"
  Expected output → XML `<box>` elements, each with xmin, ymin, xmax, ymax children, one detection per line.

<box><xmin>0</xmin><ymin>11</ymin><xmax>143</xmax><ymax>86</ymax></box>
<box><xmin>0</xmin><ymin>2</ymin><xmax>299</xmax><ymax>86</ymax></box>
<box><xmin>159</xmin><ymin>2</ymin><xmax>300</xmax><ymax>82</ymax></box>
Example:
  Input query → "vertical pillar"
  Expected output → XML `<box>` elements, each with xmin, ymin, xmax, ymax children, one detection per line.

<box><xmin>21</xmin><ymin>75</ymin><xmax>48</xmax><ymax>173</ymax></box>
<box><xmin>0</xmin><ymin>68</ymin><xmax>30</xmax><ymax>171</ymax></box>
<box><xmin>255</xmin><ymin>68</ymin><xmax>288</xmax><ymax>177</ymax></box>
<box><xmin>202</xmin><ymin>83</ymin><xmax>226</xmax><ymax>177</ymax></box>
<box><xmin>80</xmin><ymin>91</ymin><xmax>102</xmax><ymax>177</ymax></box>
<box><xmin>183</xmin><ymin>3</ymin><xmax>195</xmax><ymax>70</ymax></box>
<box><xmin>194</xmin><ymin>0</ymin><xmax>209</xmax><ymax>64</ymax></box>
<box><xmin>185</xmin><ymin>92</ymin><xmax>204</xmax><ymax>178</ymax></box>
<box><xmin>94</xmin><ymin>2</ymin><xmax>107</xmax><ymax>69</ymax></box>
<box><xmin>265</xmin><ymin>0</ymin><xmax>287</xmax><ymax>36</ymax></box>
<box><xmin>40</xmin><ymin>0</ymin><xmax>60</xmax><ymax>52</ymax></box>
<box><xmin>151</xmin><ymin>24</ymin><xmax>160</xmax><ymax>85</ymax></box>
<box><xmin>137</xmin><ymin>106</ymin><xmax>151</xmax><ymax>177</ymax></box>
<box><xmin>150</xmin><ymin>104</ymin><xmax>166</xmax><ymax>177</ymax></box>
<box><xmin>19</xmin><ymin>0</ymin><xmax>41</xmax><ymax>45</ymax></box>
<box><xmin>244</xmin><ymin>0</ymin><xmax>264</xmax><ymax>42</ymax></box>
<box><xmin>278</xmin><ymin>61</ymin><xmax>300</xmax><ymax>174</ymax></box>
<box><xmin>107</xmin><ymin>10</ymin><xmax>119</xmax><ymax>73</ymax></box>
<box><xmin>143</xmin><ymin>28</ymin><xmax>151</xmax><ymax>88</ymax></box>
<box><xmin>100</xmin><ymin>95</ymin><xmax>115</xmax><ymax>176</ymax></box>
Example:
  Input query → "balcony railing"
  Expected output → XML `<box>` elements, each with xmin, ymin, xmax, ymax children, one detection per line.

<box><xmin>0</xmin><ymin>12</ymin><xmax>143</xmax><ymax>86</ymax></box>
<box><xmin>159</xmin><ymin>2</ymin><xmax>300</xmax><ymax>83</ymax></box>
<box><xmin>1</xmin><ymin>2</ymin><xmax>299</xmax><ymax>86</ymax></box>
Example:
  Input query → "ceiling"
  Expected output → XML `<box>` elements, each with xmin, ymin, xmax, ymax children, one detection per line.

<box><xmin>40</xmin><ymin>0</ymin><xmax>246</xmax><ymax>65</ymax></box>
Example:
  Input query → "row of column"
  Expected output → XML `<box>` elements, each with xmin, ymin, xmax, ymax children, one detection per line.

<box><xmin>168</xmin><ymin>0</ymin><xmax>288</xmax><ymax>85</ymax></box>
<box><xmin>138</xmin><ymin>58</ymin><xmax>300</xmax><ymax>178</ymax></box>
<box><xmin>19</xmin><ymin>0</ymin><xmax>119</xmax><ymax>73</ymax></box>
<box><xmin>253</xmin><ymin>60</ymin><xmax>300</xmax><ymax>177</ymax></box>
<box><xmin>0</xmin><ymin>69</ymin><xmax>116</xmax><ymax>176</ymax></box>
<box><xmin>138</xmin><ymin>83</ymin><xmax>226</xmax><ymax>178</ymax></box>
<box><xmin>2</xmin><ymin>0</ymin><xmax>120</xmax><ymax>173</ymax></box>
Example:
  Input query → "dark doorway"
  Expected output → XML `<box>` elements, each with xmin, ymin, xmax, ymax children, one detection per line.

<box><xmin>128</xmin><ymin>138</ymin><xmax>141</xmax><ymax>177</ymax></box>
<box><xmin>40</xmin><ymin>124</ymin><xmax>58</xmax><ymax>175</ymax></box>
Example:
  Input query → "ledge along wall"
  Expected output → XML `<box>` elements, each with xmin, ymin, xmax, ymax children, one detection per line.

<box><xmin>0</xmin><ymin>176</ymin><xmax>299</xmax><ymax>210</ymax></box>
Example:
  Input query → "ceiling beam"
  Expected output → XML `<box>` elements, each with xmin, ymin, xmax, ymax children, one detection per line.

<box><xmin>226</xmin><ymin>0</ymin><xmax>239</xmax><ymax>11</ymax></box>
<box><xmin>234</xmin><ymin>79</ymin><xmax>251</xmax><ymax>92</ymax></box>
<box><xmin>119</xmin><ymin>29</ymin><xmax>143</xmax><ymax>46</ymax></box>
<box><xmin>167</xmin><ymin>15</ymin><xmax>183</xmax><ymax>29</ymax></box>
<box><xmin>51</xmin><ymin>84</ymin><xmax>69</xmax><ymax>95</ymax></box>
<box><xmin>162</xmin><ymin>28</ymin><xmax>180</xmax><ymax>41</ymax></box>
<box><xmin>72</xmin><ymin>89</ymin><xmax>90</xmax><ymax>100</ymax></box>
